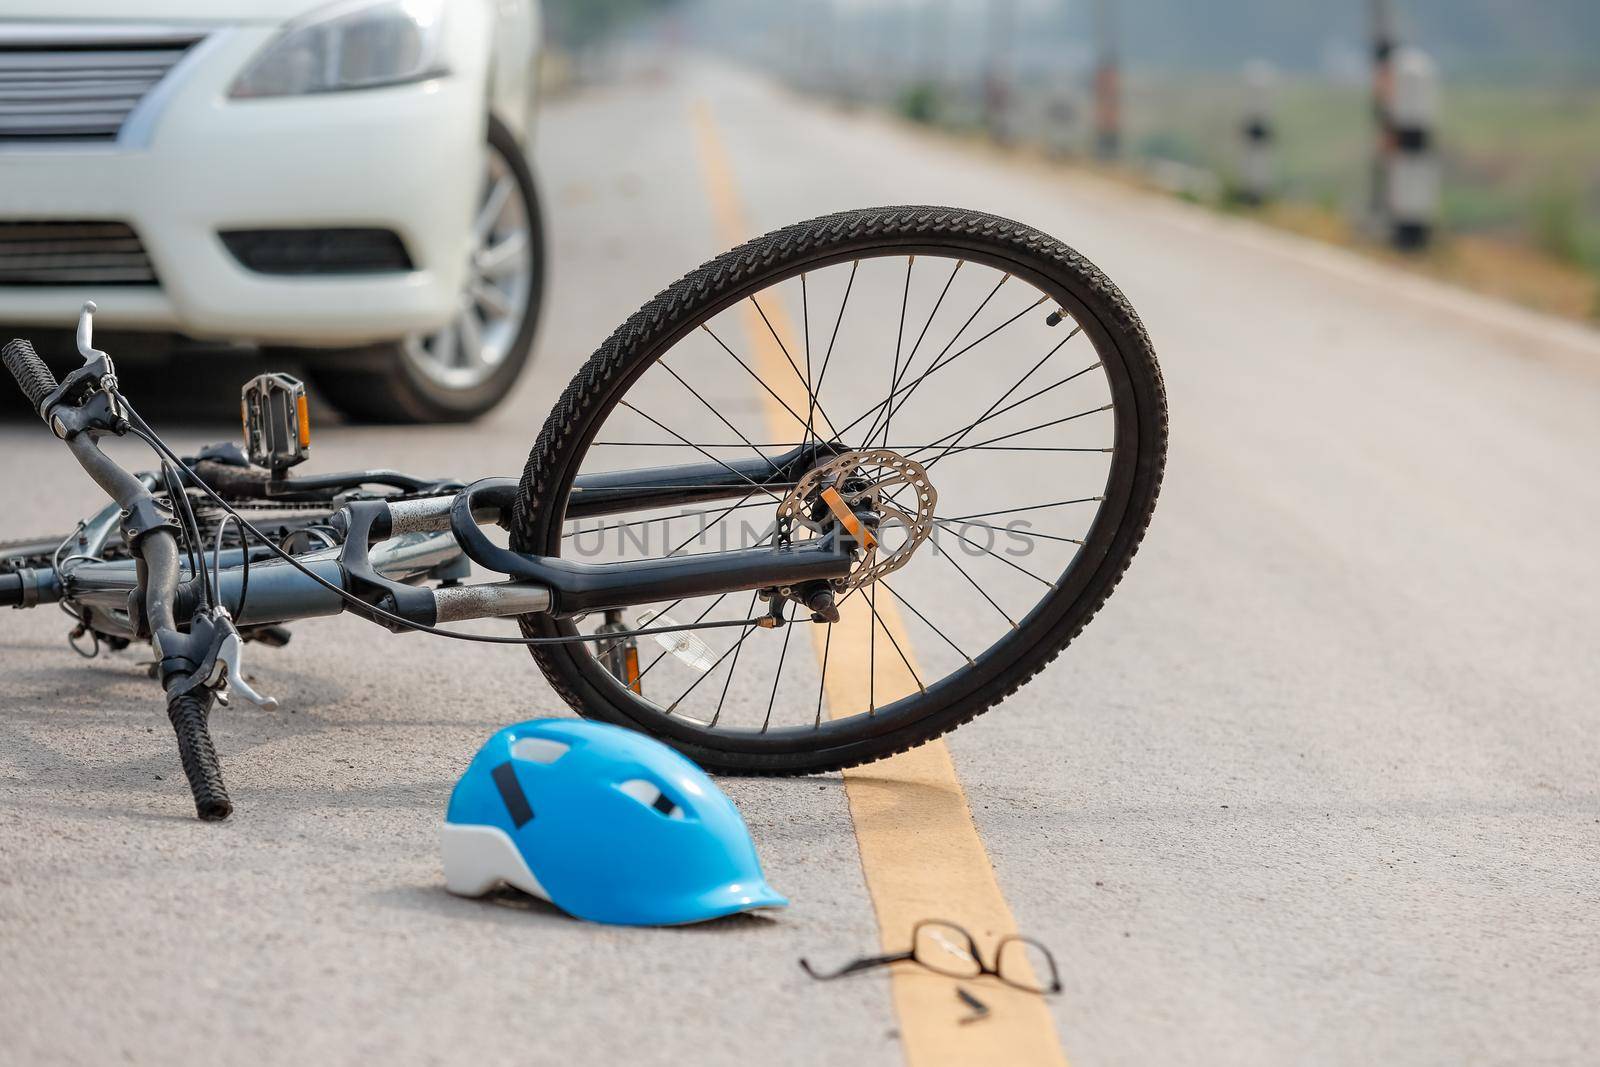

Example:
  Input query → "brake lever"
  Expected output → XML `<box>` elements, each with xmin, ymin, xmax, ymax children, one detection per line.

<box><xmin>75</xmin><ymin>300</ymin><xmax>121</xmax><ymax>410</ymax></box>
<box><xmin>76</xmin><ymin>299</ymin><xmax>102</xmax><ymax>360</ymax></box>
<box><xmin>42</xmin><ymin>302</ymin><xmax>124</xmax><ymax>438</ymax></box>
<box><xmin>206</xmin><ymin>610</ymin><xmax>279</xmax><ymax>710</ymax></box>
<box><xmin>186</xmin><ymin>607</ymin><xmax>279</xmax><ymax>710</ymax></box>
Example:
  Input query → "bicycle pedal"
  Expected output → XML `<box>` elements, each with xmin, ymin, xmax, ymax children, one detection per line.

<box><xmin>241</xmin><ymin>372</ymin><xmax>310</xmax><ymax>477</ymax></box>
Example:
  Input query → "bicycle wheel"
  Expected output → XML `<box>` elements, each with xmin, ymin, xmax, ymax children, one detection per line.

<box><xmin>513</xmin><ymin>206</ymin><xmax>1166</xmax><ymax>774</ymax></box>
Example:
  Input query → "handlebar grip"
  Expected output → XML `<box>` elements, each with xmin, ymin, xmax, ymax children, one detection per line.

<box><xmin>2</xmin><ymin>338</ymin><xmax>58</xmax><ymax>418</ymax></box>
<box><xmin>167</xmin><ymin>690</ymin><xmax>233</xmax><ymax>821</ymax></box>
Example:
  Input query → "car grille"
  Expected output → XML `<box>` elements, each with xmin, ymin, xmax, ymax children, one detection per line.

<box><xmin>0</xmin><ymin>221</ymin><xmax>157</xmax><ymax>285</ymax></box>
<box><xmin>0</xmin><ymin>31</ymin><xmax>202</xmax><ymax>142</ymax></box>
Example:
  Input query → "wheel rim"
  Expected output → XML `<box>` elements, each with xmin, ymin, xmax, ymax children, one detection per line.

<box><xmin>525</xmin><ymin>243</ymin><xmax>1143</xmax><ymax>752</ymax></box>
<box><xmin>402</xmin><ymin>142</ymin><xmax>533</xmax><ymax>391</ymax></box>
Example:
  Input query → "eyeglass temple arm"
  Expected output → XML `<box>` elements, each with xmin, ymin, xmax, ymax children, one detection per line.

<box><xmin>798</xmin><ymin>951</ymin><xmax>914</xmax><ymax>981</ymax></box>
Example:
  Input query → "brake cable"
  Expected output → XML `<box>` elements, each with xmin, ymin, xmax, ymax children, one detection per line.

<box><xmin>117</xmin><ymin>401</ymin><xmax>775</xmax><ymax>648</ymax></box>
<box><xmin>212</xmin><ymin>513</ymin><xmax>249</xmax><ymax>618</ymax></box>
<box><xmin>163</xmin><ymin>460</ymin><xmax>213</xmax><ymax>611</ymax></box>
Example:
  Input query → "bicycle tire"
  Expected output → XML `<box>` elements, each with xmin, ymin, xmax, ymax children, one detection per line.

<box><xmin>512</xmin><ymin>206</ymin><xmax>1167</xmax><ymax>774</ymax></box>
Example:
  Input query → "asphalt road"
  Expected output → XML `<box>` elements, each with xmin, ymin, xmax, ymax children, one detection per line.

<box><xmin>3</xmin><ymin>62</ymin><xmax>1599</xmax><ymax>1066</ymax></box>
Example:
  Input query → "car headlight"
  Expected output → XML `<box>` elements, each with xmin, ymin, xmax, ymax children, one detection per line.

<box><xmin>230</xmin><ymin>0</ymin><xmax>448</xmax><ymax>99</ymax></box>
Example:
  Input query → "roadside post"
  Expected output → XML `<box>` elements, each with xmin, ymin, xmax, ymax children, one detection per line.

<box><xmin>1092</xmin><ymin>0</ymin><xmax>1120</xmax><ymax>158</ymax></box>
<box><xmin>1386</xmin><ymin>46</ymin><xmax>1439</xmax><ymax>250</ymax></box>
<box><xmin>1044</xmin><ymin>83</ymin><xmax>1080</xmax><ymax>158</ymax></box>
<box><xmin>1237</xmin><ymin>60</ymin><xmax>1276</xmax><ymax>205</ymax></box>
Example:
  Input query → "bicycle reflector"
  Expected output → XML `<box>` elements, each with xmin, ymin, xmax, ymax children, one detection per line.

<box><xmin>242</xmin><ymin>372</ymin><xmax>310</xmax><ymax>474</ymax></box>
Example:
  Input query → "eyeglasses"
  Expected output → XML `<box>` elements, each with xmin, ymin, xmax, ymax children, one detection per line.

<box><xmin>800</xmin><ymin>920</ymin><xmax>1062</xmax><ymax>995</ymax></box>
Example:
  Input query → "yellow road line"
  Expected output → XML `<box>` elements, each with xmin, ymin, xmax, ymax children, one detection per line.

<box><xmin>691</xmin><ymin>99</ymin><xmax>1069</xmax><ymax>1067</ymax></box>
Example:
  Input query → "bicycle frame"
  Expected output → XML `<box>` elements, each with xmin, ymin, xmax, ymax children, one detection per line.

<box><xmin>7</xmin><ymin>452</ymin><xmax>855</xmax><ymax>635</ymax></box>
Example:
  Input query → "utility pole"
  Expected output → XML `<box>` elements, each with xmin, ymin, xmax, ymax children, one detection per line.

<box><xmin>1369</xmin><ymin>0</ymin><xmax>1397</xmax><ymax>224</ymax></box>
<box><xmin>1092</xmin><ymin>0</ymin><xmax>1120</xmax><ymax>159</ymax></box>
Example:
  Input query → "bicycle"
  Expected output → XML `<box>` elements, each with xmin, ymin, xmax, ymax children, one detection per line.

<box><xmin>1</xmin><ymin>206</ymin><xmax>1167</xmax><ymax>821</ymax></box>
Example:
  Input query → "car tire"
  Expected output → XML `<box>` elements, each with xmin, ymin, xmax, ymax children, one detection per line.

<box><xmin>300</xmin><ymin>115</ymin><xmax>545</xmax><ymax>423</ymax></box>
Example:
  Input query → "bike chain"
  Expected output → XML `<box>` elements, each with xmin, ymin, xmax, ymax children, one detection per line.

<box><xmin>0</xmin><ymin>541</ymin><xmax>55</xmax><ymax>572</ymax></box>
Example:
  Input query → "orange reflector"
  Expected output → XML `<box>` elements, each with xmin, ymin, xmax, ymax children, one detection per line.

<box><xmin>624</xmin><ymin>644</ymin><xmax>642</xmax><ymax>695</ymax></box>
<box><xmin>820</xmin><ymin>486</ymin><xmax>876</xmax><ymax>550</ymax></box>
<box><xmin>296</xmin><ymin>393</ymin><xmax>311</xmax><ymax>449</ymax></box>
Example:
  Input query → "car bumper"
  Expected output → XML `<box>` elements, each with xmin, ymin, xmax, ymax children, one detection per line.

<box><xmin>0</xmin><ymin>22</ymin><xmax>488</xmax><ymax>346</ymax></box>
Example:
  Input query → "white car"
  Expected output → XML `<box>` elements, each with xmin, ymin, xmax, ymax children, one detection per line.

<box><xmin>0</xmin><ymin>0</ymin><xmax>544</xmax><ymax>422</ymax></box>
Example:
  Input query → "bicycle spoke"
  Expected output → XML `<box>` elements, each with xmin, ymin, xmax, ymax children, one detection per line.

<box><xmin>934</xmin><ymin>517</ymin><xmax>1084</xmax><ymax>546</ymax></box>
<box><xmin>561</xmin><ymin>497</ymin><xmax>772</xmax><ymax>541</ymax></box>
<box><xmin>880</xmin><ymin>577</ymin><xmax>971</xmax><ymax>663</ymax></box>
<box><xmin>841</xmin><ymin>276</ymin><xmax>1039</xmax><ymax>447</ymax></box>
<box><xmin>670</xmin><ymin>491</ymin><xmax>775</xmax><ymax>557</ymax></box>
<box><xmin>666</xmin><ymin>619</ymin><xmax>763</xmax><ymax>715</ymax></box>
<box><xmin>970</xmin><ymin>359</ymin><xmax>1101</xmax><ymax>429</ymax></box>
<box><xmin>699</xmin><ymin>324</ymin><xmax>822</xmax><ymax>442</ymax></box>
<box><xmin>937</xmin><ymin>523</ymin><xmax>1056</xmax><ymax>587</ymax></box>
<box><xmin>866</xmin><ymin>588</ymin><xmax>925</xmax><ymax>695</ymax></box>
<box><xmin>942</xmin><ymin>497</ymin><xmax>1102</xmax><ymax>523</ymax></box>
<box><xmin>591</xmin><ymin>440</ymin><xmax>1109</xmax><ymax>453</ymax></box>
<box><xmin>636</xmin><ymin>592</ymin><xmax>729</xmax><ymax>684</ymax></box>
<box><xmin>921</xmin><ymin>403</ymin><xmax>1114</xmax><ymax>468</ymax></box>
<box><xmin>860</xmin><ymin>258</ymin><xmax>965</xmax><ymax>446</ymax></box>
<box><xmin>658</xmin><ymin>360</ymin><xmax>780</xmax><ymax>475</ymax></box>
<box><xmin>761</xmin><ymin>602</ymin><xmax>796</xmax><ymax>732</ymax></box>
<box><xmin>876</xmin><ymin>291</ymin><xmax>1047</xmax><ymax>438</ymax></box>
<box><xmin>811</xmin><ymin>260</ymin><xmax>858</xmax><ymax>429</ymax></box>
<box><xmin>813</xmin><ymin>621</ymin><xmax>833</xmax><ymax>728</ymax></box>
<box><xmin>868</xmin><ymin>584</ymin><xmax>877</xmax><ymax>713</ymax></box>
<box><xmin>878</xmin><ymin>256</ymin><xmax>915</xmax><ymax>450</ymax></box>
<box><xmin>617</xmin><ymin>401</ymin><xmax>786</xmax><ymax>505</ymax></box>
<box><xmin>877</xmin><ymin>366</ymin><xmax>1104</xmax><ymax>515</ymax></box>
<box><xmin>936</xmin><ymin>544</ymin><xmax>1017</xmax><ymax>627</ymax></box>
<box><xmin>750</xmin><ymin>295</ymin><xmax>841</xmax><ymax>441</ymax></box>
<box><xmin>801</xmin><ymin>272</ymin><xmax>814</xmax><ymax>455</ymax></box>
<box><xmin>904</xmin><ymin>357</ymin><xmax>1102</xmax><ymax>464</ymax></box>
<box><xmin>711</xmin><ymin>589</ymin><xmax>763</xmax><ymax>728</ymax></box>
<box><xmin>917</xmin><ymin>326</ymin><xmax>1083</xmax><ymax>469</ymax></box>
<box><xmin>636</xmin><ymin>513</ymin><xmax>780</xmax><ymax>680</ymax></box>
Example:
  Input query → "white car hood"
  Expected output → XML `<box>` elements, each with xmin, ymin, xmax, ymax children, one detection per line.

<box><xmin>1</xmin><ymin>1</ymin><xmax>329</xmax><ymax>25</ymax></box>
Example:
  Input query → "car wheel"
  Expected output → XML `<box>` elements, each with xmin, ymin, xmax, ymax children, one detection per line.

<box><xmin>303</xmin><ymin>115</ymin><xmax>544</xmax><ymax>423</ymax></box>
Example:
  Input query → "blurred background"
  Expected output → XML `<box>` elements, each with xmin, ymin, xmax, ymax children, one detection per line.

<box><xmin>2</xmin><ymin>0</ymin><xmax>1595</xmax><ymax>426</ymax></box>
<box><xmin>550</xmin><ymin>0</ymin><xmax>1600</xmax><ymax>323</ymax></box>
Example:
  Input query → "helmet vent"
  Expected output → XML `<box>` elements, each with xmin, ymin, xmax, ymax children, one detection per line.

<box><xmin>618</xmin><ymin>778</ymin><xmax>685</xmax><ymax>820</ymax></box>
<box><xmin>511</xmin><ymin>737</ymin><xmax>570</xmax><ymax>764</ymax></box>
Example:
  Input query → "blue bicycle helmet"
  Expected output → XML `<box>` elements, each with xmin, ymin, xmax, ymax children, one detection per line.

<box><xmin>441</xmin><ymin>718</ymin><xmax>787</xmax><ymax>925</ymax></box>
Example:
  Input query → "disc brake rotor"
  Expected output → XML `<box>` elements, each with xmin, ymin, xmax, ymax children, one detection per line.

<box><xmin>775</xmin><ymin>449</ymin><xmax>937</xmax><ymax>588</ymax></box>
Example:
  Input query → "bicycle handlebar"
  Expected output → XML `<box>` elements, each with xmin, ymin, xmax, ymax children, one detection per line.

<box><xmin>2</xmin><ymin>330</ymin><xmax>179</xmax><ymax>629</ymax></box>
<box><xmin>2</xmin><ymin>317</ymin><xmax>243</xmax><ymax>819</ymax></box>
<box><xmin>2</xmin><ymin>337</ymin><xmax>58</xmax><ymax>418</ymax></box>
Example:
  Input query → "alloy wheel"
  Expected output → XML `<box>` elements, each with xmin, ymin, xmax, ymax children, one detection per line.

<box><xmin>402</xmin><ymin>141</ymin><xmax>534</xmax><ymax>391</ymax></box>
